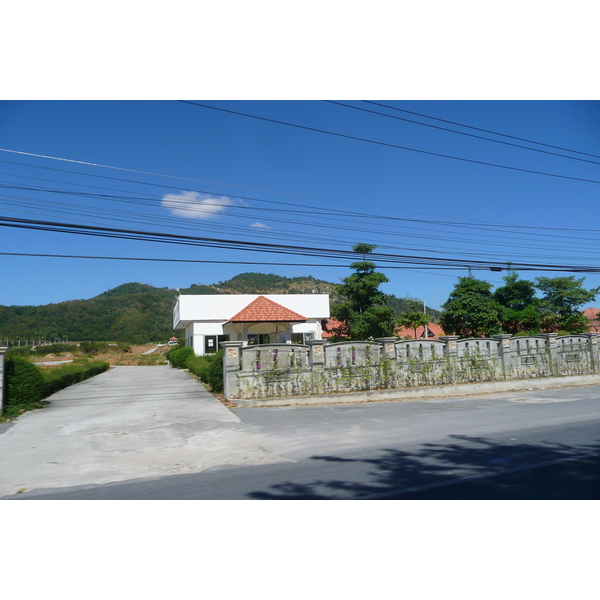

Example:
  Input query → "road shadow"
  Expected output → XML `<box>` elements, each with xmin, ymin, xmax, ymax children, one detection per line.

<box><xmin>247</xmin><ymin>435</ymin><xmax>600</xmax><ymax>500</ymax></box>
<box><xmin>5</xmin><ymin>434</ymin><xmax>600</xmax><ymax>500</ymax></box>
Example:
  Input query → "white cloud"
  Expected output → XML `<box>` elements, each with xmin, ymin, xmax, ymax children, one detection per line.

<box><xmin>250</xmin><ymin>222</ymin><xmax>272</xmax><ymax>229</ymax></box>
<box><xmin>161</xmin><ymin>191</ymin><xmax>237</xmax><ymax>220</ymax></box>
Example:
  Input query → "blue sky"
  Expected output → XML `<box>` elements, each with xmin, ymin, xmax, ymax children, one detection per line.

<box><xmin>2</xmin><ymin>100</ymin><xmax>600</xmax><ymax>310</ymax></box>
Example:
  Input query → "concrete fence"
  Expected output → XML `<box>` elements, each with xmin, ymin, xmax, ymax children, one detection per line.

<box><xmin>0</xmin><ymin>347</ymin><xmax>6</xmax><ymax>414</ymax></box>
<box><xmin>221</xmin><ymin>333</ymin><xmax>600</xmax><ymax>401</ymax></box>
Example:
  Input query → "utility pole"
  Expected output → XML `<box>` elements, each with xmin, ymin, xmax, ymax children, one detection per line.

<box><xmin>424</xmin><ymin>302</ymin><xmax>428</xmax><ymax>339</ymax></box>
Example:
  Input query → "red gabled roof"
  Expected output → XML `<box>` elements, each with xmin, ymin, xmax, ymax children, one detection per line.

<box><xmin>397</xmin><ymin>322</ymin><xmax>444</xmax><ymax>339</ymax></box>
<box><xmin>582</xmin><ymin>307</ymin><xmax>600</xmax><ymax>332</ymax></box>
<box><xmin>226</xmin><ymin>295</ymin><xmax>307</xmax><ymax>323</ymax></box>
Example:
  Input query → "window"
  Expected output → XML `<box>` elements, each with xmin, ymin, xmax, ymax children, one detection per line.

<box><xmin>204</xmin><ymin>334</ymin><xmax>229</xmax><ymax>354</ymax></box>
<box><xmin>204</xmin><ymin>336</ymin><xmax>217</xmax><ymax>354</ymax></box>
<box><xmin>291</xmin><ymin>332</ymin><xmax>315</xmax><ymax>344</ymax></box>
<box><xmin>248</xmin><ymin>334</ymin><xmax>270</xmax><ymax>345</ymax></box>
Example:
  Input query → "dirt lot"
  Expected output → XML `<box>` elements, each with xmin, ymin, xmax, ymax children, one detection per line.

<box><xmin>34</xmin><ymin>344</ymin><xmax>171</xmax><ymax>367</ymax></box>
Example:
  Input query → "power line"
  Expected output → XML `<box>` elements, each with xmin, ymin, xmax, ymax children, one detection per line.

<box><xmin>0</xmin><ymin>252</ymin><xmax>351</xmax><ymax>268</ymax></box>
<box><xmin>4</xmin><ymin>148</ymin><xmax>600</xmax><ymax>237</ymax></box>
<box><xmin>325</xmin><ymin>100</ymin><xmax>600</xmax><ymax>167</ymax></box>
<box><xmin>2</xmin><ymin>215</ymin><xmax>600</xmax><ymax>273</ymax></box>
<box><xmin>179</xmin><ymin>100</ymin><xmax>600</xmax><ymax>187</ymax></box>
<box><xmin>362</xmin><ymin>101</ymin><xmax>600</xmax><ymax>160</ymax></box>
<box><xmin>4</xmin><ymin>178</ymin><xmax>600</xmax><ymax>258</ymax></box>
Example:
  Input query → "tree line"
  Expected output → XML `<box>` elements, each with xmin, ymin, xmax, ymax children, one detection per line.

<box><xmin>439</xmin><ymin>271</ymin><xmax>599</xmax><ymax>337</ymax></box>
<box><xmin>329</xmin><ymin>244</ymin><xmax>599</xmax><ymax>340</ymax></box>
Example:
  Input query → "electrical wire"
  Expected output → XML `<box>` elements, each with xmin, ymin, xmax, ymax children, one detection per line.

<box><xmin>325</xmin><ymin>100</ymin><xmax>600</xmax><ymax>167</ymax></box>
<box><xmin>179</xmin><ymin>100</ymin><xmax>600</xmax><ymax>186</ymax></box>
<box><xmin>2</xmin><ymin>215</ymin><xmax>600</xmax><ymax>273</ymax></box>
<box><xmin>362</xmin><ymin>101</ymin><xmax>600</xmax><ymax>160</ymax></box>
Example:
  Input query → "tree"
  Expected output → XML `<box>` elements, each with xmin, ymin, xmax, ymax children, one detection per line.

<box><xmin>535</xmin><ymin>276</ymin><xmax>600</xmax><ymax>333</ymax></box>
<box><xmin>398</xmin><ymin>311</ymin><xmax>431</xmax><ymax>339</ymax></box>
<box><xmin>493</xmin><ymin>271</ymin><xmax>540</xmax><ymax>334</ymax></box>
<box><xmin>439</xmin><ymin>274</ymin><xmax>502</xmax><ymax>338</ymax></box>
<box><xmin>332</xmin><ymin>244</ymin><xmax>397</xmax><ymax>340</ymax></box>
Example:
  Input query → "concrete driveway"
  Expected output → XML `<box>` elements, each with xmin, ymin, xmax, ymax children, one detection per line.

<box><xmin>0</xmin><ymin>366</ymin><xmax>285</xmax><ymax>498</ymax></box>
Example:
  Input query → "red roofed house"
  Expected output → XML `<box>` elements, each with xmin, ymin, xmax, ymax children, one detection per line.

<box><xmin>396</xmin><ymin>322</ymin><xmax>444</xmax><ymax>339</ymax></box>
<box><xmin>173</xmin><ymin>294</ymin><xmax>330</xmax><ymax>355</ymax></box>
<box><xmin>582</xmin><ymin>307</ymin><xmax>600</xmax><ymax>332</ymax></box>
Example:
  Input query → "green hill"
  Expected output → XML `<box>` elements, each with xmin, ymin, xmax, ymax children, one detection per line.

<box><xmin>0</xmin><ymin>272</ymin><xmax>439</xmax><ymax>344</ymax></box>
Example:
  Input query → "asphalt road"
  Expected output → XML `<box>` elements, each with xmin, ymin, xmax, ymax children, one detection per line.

<box><xmin>6</xmin><ymin>383</ymin><xmax>600</xmax><ymax>499</ymax></box>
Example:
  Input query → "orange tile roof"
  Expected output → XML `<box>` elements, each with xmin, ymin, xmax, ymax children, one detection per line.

<box><xmin>322</xmin><ymin>319</ymin><xmax>348</xmax><ymax>338</ymax></box>
<box><xmin>582</xmin><ymin>307</ymin><xmax>600</xmax><ymax>332</ymax></box>
<box><xmin>226</xmin><ymin>296</ymin><xmax>307</xmax><ymax>323</ymax></box>
<box><xmin>397</xmin><ymin>322</ymin><xmax>444</xmax><ymax>339</ymax></box>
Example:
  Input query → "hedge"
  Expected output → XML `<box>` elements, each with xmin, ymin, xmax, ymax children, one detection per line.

<box><xmin>3</xmin><ymin>358</ymin><xmax>110</xmax><ymax>419</ymax></box>
<box><xmin>166</xmin><ymin>347</ymin><xmax>195</xmax><ymax>369</ymax></box>
<box><xmin>168</xmin><ymin>348</ymin><xmax>224</xmax><ymax>394</ymax></box>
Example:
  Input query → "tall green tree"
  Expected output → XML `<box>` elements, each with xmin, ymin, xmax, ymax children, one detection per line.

<box><xmin>439</xmin><ymin>274</ymin><xmax>502</xmax><ymax>338</ymax></box>
<box><xmin>535</xmin><ymin>276</ymin><xmax>600</xmax><ymax>333</ymax></box>
<box><xmin>397</xmin><ymin>311</ymin><xmax>431</xmax><ymax>339</ymax></box>
<box><xmin>332</xmin><ymin>244</ymin><xmax>397</xmax><ymax>340</ymax></box>
<box><xmin>493</xmin><ymin>271</ymin><xmax>540</xmax><ymax>334</ymax></box>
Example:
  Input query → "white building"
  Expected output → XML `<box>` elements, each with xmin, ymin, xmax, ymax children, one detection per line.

<box><xmin>173</xmin><ymin>294</ymin><xmax>330</xmax><ymax>356</ymax></box>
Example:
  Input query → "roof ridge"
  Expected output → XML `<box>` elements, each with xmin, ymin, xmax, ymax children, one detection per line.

<box><xmin>227</xmin><ymin>295</ymin><xmax>307</xmax><ymax>323</ymax></box>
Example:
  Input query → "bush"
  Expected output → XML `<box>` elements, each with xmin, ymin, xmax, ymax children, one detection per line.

<box><xmin>3</xmin><ymin>358</ymin><xmax>109</xmax><ymax>419</ymax></box>
<box><xmin>43</xmin><ymin>361</ymin><xmax>110</xmax><ymax>396</ymax></box>
<box><xmin>4</xmin><ymin>357</ymin><xmax>47</xmax><ymax>416</ymax></box>
<box><xmin>166</xmin><ymin>347</ymin><xmax>195</xmax><ymax>369</ymax></box>
<box><xmin>32</xmin><ymin>343</ymin><xmax>75</xmax><ymax>355</ymax></box>
<box><xmin>79</xmin><ymin>341</ymin><xmax>109</xmax><ymax>355</ymax></box>
<box><xmin>180</xmin><ymin>350</ymin><xmax>224</xmax><ymax>394</ymax></box>
<box><xmin>186</xmin><ymin>355</ymin><xmax>214</xmax><ymax>382</ymax></box>
<box><xmin>206</xmin><ymin>350</ymin><xmax>224</xmax><ymax>394</ymax></box>
<box><xmin>6</xmin><ymin>346</ymin><xmax>33</xmax><ymax>357</ymax></box>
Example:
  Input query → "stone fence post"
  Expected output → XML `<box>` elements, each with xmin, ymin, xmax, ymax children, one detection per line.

<box><xmin>584</xmin><ymin>332</ymin><xmax>599</xmax><ymax>373</ymax></box>
<box><xmin>439</xmin><ymin>336</ymin><xmax>459</xmax><ymax>383</ymax></box>
<box><xmin>220</xmin><ymin>341</ymin><xmax>243</xmax><ymax>400</ymax></box>
<box><xmin>307</xmin><ymin>339</ymin><xmax>326</xmax><ymax>370</ymax></box>
<box><xmin>439</xmin><ymin>336</ymin><xmax>459</xmax><ymax>357</ymax></box>
<box><xmin>542</xmin><ymin>333</ymin><xmax>558</xmax><ymax>362</ymax></box>
<box><xmin>492</xmin><ymin>334</ymin><xmax>514</xmax><ymax>376</ymax></box>
<box><xmin>0</xmin><ymin>347</ymin><xmax>6</xmax><ymax>415</ymax></box>
<box><xmin>376</xmin><ymin>337</ymin><xmax>397</xmax><ymax>360</ymax></box>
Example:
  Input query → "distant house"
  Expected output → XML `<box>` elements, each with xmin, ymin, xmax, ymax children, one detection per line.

<box><xmin>582</xmin><ymin>307</ymin><xmax>600</xmax><ymax>332</ymax></box>
<box><xmin>322</xmin><ymin>318</ymin><xmax>444</xmax><ymax>340</ymax></box>
<box><xmin>173</xmin><ymin>294</ymin><xmax>330</xmax><ymax>356</ymax></box>
<box><xmin>397</xmin><ymin>322</ymin><xmax>444</xmax><ymax>339</ymax></box>
<box><xmin>321</xmin><ymin>319</ymin><xmax>348</xmax><ymax>339</ymax></box>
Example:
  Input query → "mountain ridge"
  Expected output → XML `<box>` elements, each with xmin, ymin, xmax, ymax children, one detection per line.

<box><xmin>0</xmin><ymin>272</ymin><xmax>439</xmax><ymax>343</ymax></box>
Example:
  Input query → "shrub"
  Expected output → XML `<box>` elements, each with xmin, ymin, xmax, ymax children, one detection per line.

<box><xmin>206</xmin><ymin>350</ymin><xmax>224</xmax><ymax>393</ymax></box>
<box><xmin>166</xmin><ymin>347</ymin><xmax>195</xmax><ymax>369</ymax></box>
<box><xmin>4</xmin><ymin>357</ymin><xmax>46</xmax><ymax>416</ymax></box>
<box><xmin>2</xmin><ymin>358</ymin><xmax>109</xmax><ymax>419</ymax></box>
<box><xmin>32</xmin><ymin>343</ymin><xmax>75</xmax><ymax>355</ymax></box>
<box><xmin>6</xmin><ymin>346</ymin><xmax>33</xmax><ymax>357</ymax></box>
<box><xmin>79</xmin><ymin>341</ymin><xmax>109</xmax><ymax>355</ymax></box>
<box><xmin>186</xmin><ymin>355</ymin><xmax>214</xmax><ymax>382</ymax></box>
<box><xmin>43</xmin><ymin>361</ymin><xmax>110</xmax><ymax>395</ymax></box>
<box><xmin>183</xmin><ymin>351</ymin><xmax>224</xmax><ymax>394</ymax></box>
